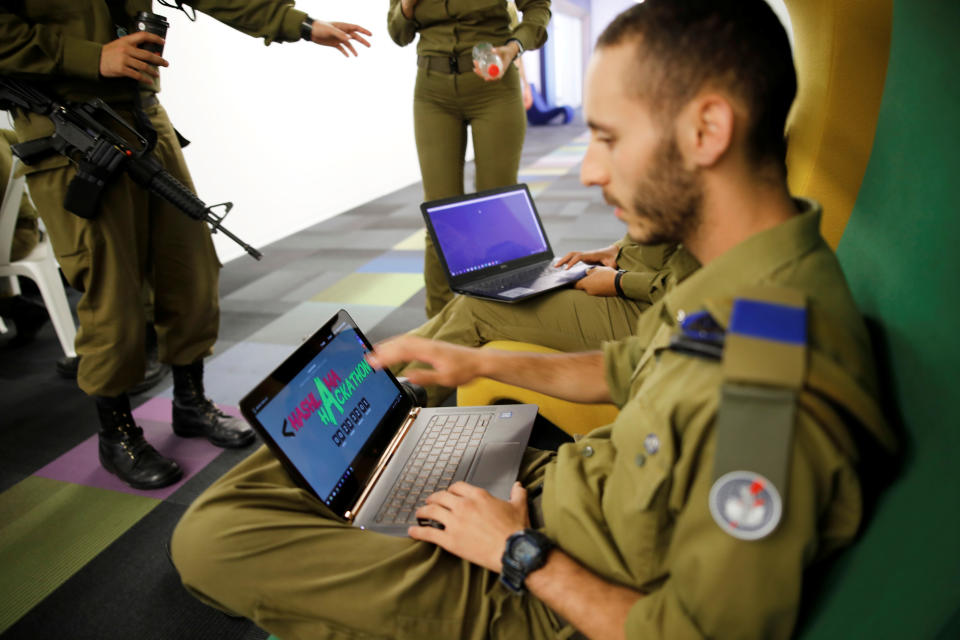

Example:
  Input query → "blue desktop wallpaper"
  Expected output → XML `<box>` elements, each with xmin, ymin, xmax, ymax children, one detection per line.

<box><xmin>428</xmin><ymin>189</ymin><xmax>548</xmax><ymax>276</ymax></box>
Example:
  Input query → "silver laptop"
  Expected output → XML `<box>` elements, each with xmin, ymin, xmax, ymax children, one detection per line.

<box><xmin>421</xmin><ymin>183</ymin><xmax>589</xmax><ymax>302</ymax></box>
<box><xmin>239</xmin><ymin>309</ymin><xmax>537</xmax><ymax>536</ymax></box>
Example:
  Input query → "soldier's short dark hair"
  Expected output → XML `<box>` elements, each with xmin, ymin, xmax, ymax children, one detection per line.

<box><xmin>597</xmin><ymin>0</ymin><xmax>796</xmax><ymax>174</ymax></box>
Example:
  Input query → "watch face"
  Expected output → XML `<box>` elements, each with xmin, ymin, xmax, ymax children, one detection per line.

<box><xmin>513</xmin><ymin>538</ymin><xmax>539</xmax><ymax>564</ymax></box>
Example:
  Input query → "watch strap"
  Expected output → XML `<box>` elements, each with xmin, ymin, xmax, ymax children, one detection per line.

<box><xmin>300</xmin><ymin>16</ymin><xmax>315</xmax><ymax>41</ymax></box>
<box><xmin>499</xmin><ymin>528</ymin><xmax>553</xmax><ymax>595</ymax></box>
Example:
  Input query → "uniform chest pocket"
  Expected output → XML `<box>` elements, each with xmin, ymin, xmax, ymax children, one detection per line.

<box><xmin>607</xmin><ymin>403</ymin><xmax>675</xmax><ymax>514</ymax></box>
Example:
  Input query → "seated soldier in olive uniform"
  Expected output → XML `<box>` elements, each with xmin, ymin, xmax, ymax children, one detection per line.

<box><xmin>0</xmin><ymin>1</ymin><xmax>370</xmax><ymax>490</ymax></box>
<box><xmin>395</xmin><ymin>238</ymin><xmax>699</xmax><ymax>406</ymax></box>
<box><xmin>172</xmin><ymin>2</ymin><xmax>897</xmax><ymax>638</ymax></box>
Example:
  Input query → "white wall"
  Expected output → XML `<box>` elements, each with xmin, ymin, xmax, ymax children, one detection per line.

<box><xmin>160</xmin><ymin>1</ymin><xmax>422</xmax><ymax>263</ymax></box>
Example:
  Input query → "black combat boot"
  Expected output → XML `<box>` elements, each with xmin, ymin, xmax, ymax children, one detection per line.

<box><xmin>96</xmin><ymin>394</ymin><xmax>183</xmax><ymax>489</ymax></box>
<box><xmin>171</xmin><ymin>360</ymin><xmax>255</xmax><ymax>448</ymax></box>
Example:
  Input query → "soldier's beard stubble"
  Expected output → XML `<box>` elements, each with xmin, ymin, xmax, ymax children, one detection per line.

<box><xmin>622</xmin><ymin>133</ymin><xmax>703</xmax><ymax>247</ymax></box>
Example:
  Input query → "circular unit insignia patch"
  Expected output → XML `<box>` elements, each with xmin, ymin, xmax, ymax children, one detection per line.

<box><xmin>708</xmin><ymin>471</ymin><xmax>782</xmax><ymax>541</ymax></box>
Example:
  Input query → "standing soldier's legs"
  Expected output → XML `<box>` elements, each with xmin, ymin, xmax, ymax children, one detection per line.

<box><xmin>27</xmin><ymin>157</ymin><xmax>183</xmax><ymax>489</ymax></box>
<box><xmin>414</xmin><ymin>68</ymin><xmax>469</xmax><ymax>318</ymax></box>
<box><xmin>466</xmin><ymin>65</ymin><xmax>526</xmax><ymax>192</ymax></box>
<box><xmin>145</xmin><ymin>104</ymin><xmax>254</xmax><ymax>450</ymax></box>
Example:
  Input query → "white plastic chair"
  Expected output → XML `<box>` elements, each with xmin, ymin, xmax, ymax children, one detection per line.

<box><xmin>0</xmin><ymin>158</ymin><xmax>77</xmax><ymax>357</ymax></box>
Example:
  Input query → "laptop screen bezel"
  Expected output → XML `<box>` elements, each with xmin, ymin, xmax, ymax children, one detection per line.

<box><xmin>238</xmin><ymin>309</ymin><xmax>413</xmax><ymax>520</ymax></box>
<box><xmin>420</xmin><ymin>183</ymin><xmax>557</xmax><ymax>289</ymax></box>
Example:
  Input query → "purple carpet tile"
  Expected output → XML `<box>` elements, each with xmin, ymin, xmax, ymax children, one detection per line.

<box><xmin>33</xmin><ymin>398</ymin><xmax>240</xmax><ymax>500</ymax></box>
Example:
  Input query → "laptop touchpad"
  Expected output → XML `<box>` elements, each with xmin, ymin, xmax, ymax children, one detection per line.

<box><xmin>466</xmin><ymin>442</ymin><xmax>524</xmax><ymax>500</ymax></box>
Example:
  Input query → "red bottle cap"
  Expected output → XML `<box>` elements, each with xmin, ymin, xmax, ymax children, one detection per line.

<box><xmin>488</xmin><ymin>65</ymin><xmax>500</xmax><ymax>78</ymax></box>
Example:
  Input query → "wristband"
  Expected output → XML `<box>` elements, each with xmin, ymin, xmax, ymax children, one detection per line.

<box><xmin>614</xmin><ymin>269</ymin><xmax>627</xmax><ymax>298</ymax></box>
<box><xmin>300</xmin><ymin>16</ymin><xmax>315</xmax><ymax>41</ymax></box>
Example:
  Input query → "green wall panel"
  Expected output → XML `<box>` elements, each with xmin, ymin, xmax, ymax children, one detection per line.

<box><xmin>804</xmin><ymin>0</ymin><xmax>960</xmax><ymax>637</ymax></box>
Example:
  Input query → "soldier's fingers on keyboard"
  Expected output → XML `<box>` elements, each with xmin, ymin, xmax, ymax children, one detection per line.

<box><xmin>425</xmin><ymin>489</ymin><xmax>460</xmax><ymax>509</ymax></box>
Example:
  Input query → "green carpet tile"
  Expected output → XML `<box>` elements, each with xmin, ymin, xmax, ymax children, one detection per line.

<box><xmin>0</xmin><ymin>477</ymin><xmax>160</xmax><ymax>634</ymax></box>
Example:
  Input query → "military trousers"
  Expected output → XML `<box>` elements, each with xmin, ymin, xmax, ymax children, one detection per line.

<box><xmin>397</xmin><ymin>289</ymin><xmax>645</xmax><ymax>406</ymax></box>
<box><xmin>171</xmin><ymin>445</ymin><xmax>578</xmax><ymax>640</ymax></box>
<box><xmin>413</xmin><ymin>63</ymin><xmax>526</xmax><ymax>318</ymax></box>
<box><xmin>19</xmin><ymin>102</ymin><xmax>220</xmax><ymax>396</ymax></box>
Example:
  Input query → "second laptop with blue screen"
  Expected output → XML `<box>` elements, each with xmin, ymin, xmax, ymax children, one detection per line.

<box><xmin>239</xmin><ymin>309</ymin><xmax>537</xmax><ymax>536</ymax></box>
<box><xmin>421</xmin><ymin>183</ymin><xmax>589</xmax><ymax>302</ymax></box>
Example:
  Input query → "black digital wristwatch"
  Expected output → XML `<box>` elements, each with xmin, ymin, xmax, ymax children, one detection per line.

<box><xmin>500</xmin><ymin>528</ymin><xmax>554</xmax><ymax>595</ymax></box>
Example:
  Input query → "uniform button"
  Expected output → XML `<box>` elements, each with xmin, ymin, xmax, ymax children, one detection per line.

<box><xmin>644</xmin><ymin>434</ymin><xmax>660</xmax><ymax>455</ymax></box>
<box><xmin>635</xmin><ymin>453</ymin><xmax>646</xmax><ymax>467</ymax></box>
<box><xmin>676</xmin><ymin>309</ymin><xmax>686</xmax><ymax>323</ymax></box>
<box><xmin>582</xmin><ymin>445</ymin><xmax>595</xmax><ymax>458</ymax></box>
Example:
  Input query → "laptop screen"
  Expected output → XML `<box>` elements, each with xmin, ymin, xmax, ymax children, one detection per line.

<box><xmin>423</xmin><ymin>185</ymin><xmax>549</xmax><ymax>277</ymax></box>
<box><xmin>241</xmin><ymin>311</ymin><xmax>411</xmax><ymax>516</ymax></box>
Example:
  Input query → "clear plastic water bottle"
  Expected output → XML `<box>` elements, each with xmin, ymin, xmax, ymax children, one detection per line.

<box><xmin>472</xmin><ymin>42</ymin><xmax>502</xmax><ymax>80</ymax></box>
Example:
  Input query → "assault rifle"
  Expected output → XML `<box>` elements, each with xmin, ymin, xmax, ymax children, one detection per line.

<box><xmin>0</xmin><ymin>76</ymin><xmax>262</xmax><ymax>260</ymax></box>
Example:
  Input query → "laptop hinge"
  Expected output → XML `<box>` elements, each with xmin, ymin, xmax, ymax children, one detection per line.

<box><xmin>346</xmin><ymin>406</ymin><xmax>421</xmax><ymax>521</ymax></box>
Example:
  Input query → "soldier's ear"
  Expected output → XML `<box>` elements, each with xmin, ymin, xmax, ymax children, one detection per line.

<box><xmin>676</xmin><ymin>92</ymin><xmax>735</xmax><ymax>170</ymax></box>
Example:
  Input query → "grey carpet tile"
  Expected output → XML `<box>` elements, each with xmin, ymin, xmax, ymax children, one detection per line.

<box><xmin>219</xmin><ymin>297</ymin><xmax>301</xmax><ymax>316</ymax></box>
<box><xmin>222</xmin><ymin>268</ymin><xmax>320</xmax><ymax>303</ymax></box>
<box><xmin>216</xmin><ymin>309</ymin><xmax>290</xmax><ymax>345</ymax></box>
<box><xmin>218</xmin><ymin>248</ymin><xmax>322</xmax><ymax>297</ymax></box>
<box><xmin>296</xmin><ymin>214</ymin><xmax>377</xmax><ymax>234</ymax></box>
<box><xmin>400</xmin><ymin>286</ymin><xmax>428</xmax><ymax>311</ymax></box>
<box><xmin>280</xmin><ymin>271</ymin><xmax>353</xmax><ymax>304</ymax></box>
<box><xmin>285</xmin><ymin>249</ymin><xmax>387</xmax><ymax>275</ymax></box>
<box><xmin>366</xmin><ymin>307</ymin><xmax>430</xmax><ymax>344</ymax></box>
<box><xmin>335</xmin><ymin>200</ymin><xmax>410</xmax><ymax>218</ymax></box>
<box><xmin>282</xmin><ymin>228</ymin><xmax>415</xmax><ymax>250</ymax></box>
<box><xmin>565</xmin><ymin>213</ymin><xmax>629</xmax><ymax>239</ymax></box>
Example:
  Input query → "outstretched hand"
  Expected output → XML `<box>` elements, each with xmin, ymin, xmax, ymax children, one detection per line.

<box><xmin>409</xmin><ymin>481</ymin><xmax>529</xmax><ymax>572</ymax></box>
<box><xmin>367</xmin><ymin>335</ymin><xmax>484</xmax><ymax>388</ymax></box>
<box><xmin>554</xmin><ymin>242</ymin><xmax>620</xmax><ymax>269</ymax></box>
<box><xmin>309</xmin><ymin>21</ymin><xmax>372</xmax><ymax>57</ymax></box>
<box><xmin>99</xmin><ymin>32</ymin><xmax>168</xmax><ymax>84</ymax></box>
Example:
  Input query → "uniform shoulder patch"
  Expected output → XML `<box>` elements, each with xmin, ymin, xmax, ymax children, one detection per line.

<box><xmin>708</xmin><ymin>470</ymin><xmax>783</xmax><ymax>540</ymax></box>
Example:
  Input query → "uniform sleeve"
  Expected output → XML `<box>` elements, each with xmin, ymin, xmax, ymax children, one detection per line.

<box><xmin>387</xmin><ymin>0</ymin><xmax>419</xmax><ymax>47</ymax></box>
<box><xmin>623</xmin><ymin>409</ymin><xmax>858</xmax><ymax>640</ymax></box>
<box><xmin>0</xmin><ymin>11</ymin><xmax>101</xmax><ymax>79</ymax></box>
<box><xmin>512</xmin><ymin>0</ymin><xmax>551</xmax><ymax>51</ymax></box>
<box><xmin>602</xmin><ymin>338</ymin><xmax>647</xmax><ymax>407</ymax></box>
<box><xmin>618</xmin><ymin>271</ymin><xmax>661</xmax><ymax>304</ymax></box>
<box><xmin>186</xmin><ymin>0</ymin><xmax>306</xmax><ymax>45</ymax></box>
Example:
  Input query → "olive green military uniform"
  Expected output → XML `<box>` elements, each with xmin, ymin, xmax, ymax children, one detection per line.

<box><xmin>397</xmin><ymin>241</ymin><xmax>700</xmax><ymax>405</ymax></box>
<box><xmin>172</xmin><ymin>199</ymin><xmax>896</xmax><ymax>639</ymax></box>
<box><xmin>387</xmin><ymin>0</ymin><xmax>552</xmax><ymax>318</ymax></box>
<box><xmin>0</xmin><ymin>0</ymin><xmax>309</xmax><ymax>396</ymax></box>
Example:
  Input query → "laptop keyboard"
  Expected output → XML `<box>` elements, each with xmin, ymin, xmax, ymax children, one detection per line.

<box><xmin>468</xmin><ymin>263</ymin><xmax>559</xmax><ymax>295</ymax></box>
<box><xmin>375</xmin><ymin>411</ymin><xmax>492</xmax><ymax>525</ymax></box>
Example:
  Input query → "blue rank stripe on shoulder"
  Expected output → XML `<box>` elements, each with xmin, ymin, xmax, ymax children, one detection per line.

<box><xmin>722</xmin><ymin>288</ymin><xmax>807</xmax><ymax>389</ymax></box>
<box><xmin>729</xmin><ymin>299</ymin><xmax>806</xmax><ymax>346</ymax></box>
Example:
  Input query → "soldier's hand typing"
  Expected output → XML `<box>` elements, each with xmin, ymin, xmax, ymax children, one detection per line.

<box><xmin>409</xmin><ymin>481</ymin><xmax>529</xmax><ymax>572</ymax></box>
<box><xmin>99</xmin><ymin>32</ymin><xmax>168</xmax><ymax>84</ymax></box>
<box><xmin>555</xmin><ymin>242</ymin><xmax>620</xmax><ymax>269</ymax></box>
<box><xmin>575</xmin><ymin>266</ymin><xmax>618</xmax><ymax>296</ymax></box>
